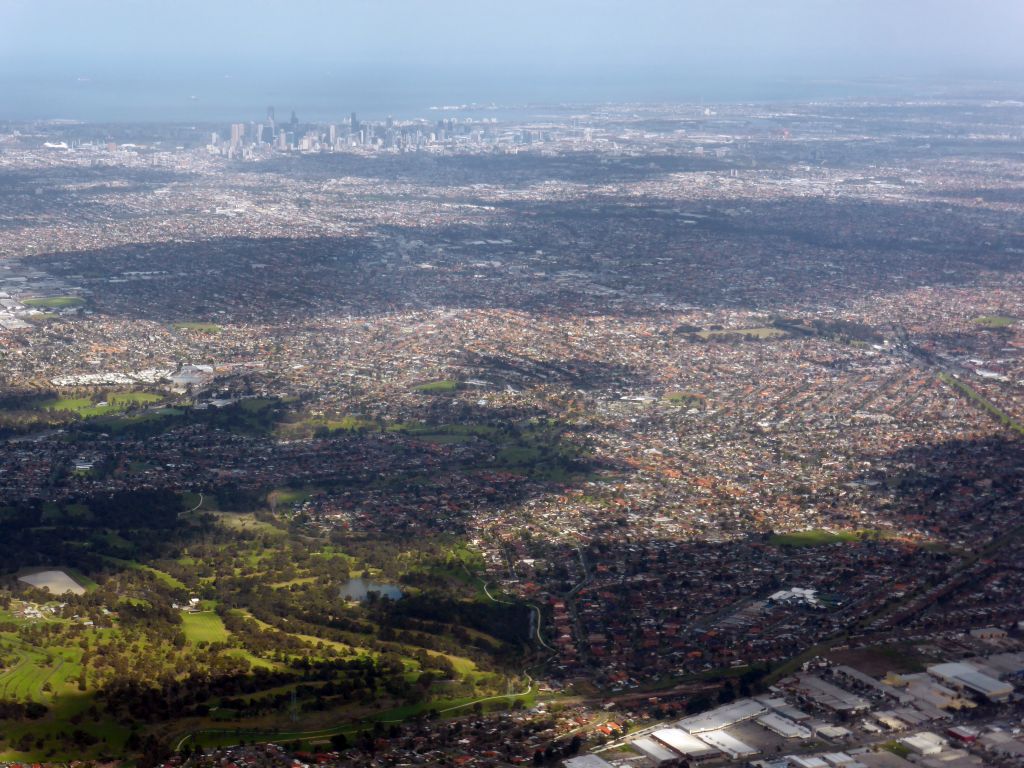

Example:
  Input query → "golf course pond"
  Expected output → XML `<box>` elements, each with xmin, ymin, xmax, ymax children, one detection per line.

<box><xmin>339</xmin><ymin>577</ymin><xmax>404</xmax><ymax>602</ymax></box>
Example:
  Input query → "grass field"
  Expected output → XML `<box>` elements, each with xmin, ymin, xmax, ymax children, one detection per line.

<box><xmin>213</xmin><ymin>511</ymin><xmax>284</xmax><ymax>536</ymax></box>
<box><xmin>181</xmin><ymin>612</ymin><xmax>230</xmax><ymax>645</ymax></box>
<box><xmin>267</xmin><ymin>487</ymin><xmax>318</xmax><ymax>507</ymax></box>
<box><xmin>0</xmin><ymin>639</ymin><xmax>83</xmax><ymax>703</ymax></box>
<box><xmin>101</xmin><ymin>556</ymin><xmax>188</xmax><ymax>591</ymax></box>
<box><xmin>975</xmin><ymin>315</ymin><xmax>1015</xmax><ymax>328</ymax></box>
<box><xmin>41</xmin><ymin>391</ymin><xmax>163</xmax><ymax>418</ymax></box>
<box><xmin>826</xmin><ymin>643</ymin><xmax>931</xmax><ymax>676</ymax></box>
<box><xmin>173</xmin><ymin>321</ymin><xmax>223</xmax><ymax>333</ymax></box>
<box><xmin>695</xmin><ymin>326</ymin><xmax>786</xmax><ymax>340</ymax></box>
<box><xmin>413</xmin><ymin>379</ymin><xmax>460</xmax><ymax>393</ymax></box>
<box><xmin>770</xmin><ymin>529</ymin><xmax>867</xmax><ymax>547</ymax></box>
<box><xmin>397</xmin><ymin>423</ymin><xmax>497</xmax><ymax>440</ymax></box>
<box><xmin>22</xmin><ymin>296</ymin><xmax>85</xmax><ymax>309</ymax></box>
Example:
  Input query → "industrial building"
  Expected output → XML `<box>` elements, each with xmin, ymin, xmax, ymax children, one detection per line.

<box><xmin>900</xmin><ymin>731</ymin><xmax>947</xmax><ymax>756</ymax></box>
<box><xmin>755</xmin><ymin>695</ymin><xmax>812</xmax><ymax>721</ymax></box>
<box><xmin>675</xmin><ymin>698</ymin><xmax>767</xmax><ymax>733</ymax></box>
<box><xmin>651</xmin><ymin>727</ymin><xmax>719</xmax><ymax>759</ymax></box>
<box><xmin>757</xmin><ymin>712</ymin><xmax>813</xmax><ymax>739</ymax></box>
<box><xmin>562</xmin><ymin>755</ymin><xmax>615</xmax><ymax>768</ymax></box>
<box><xmin>630</xmin><ymin>735</ymin><xmax>681</xmax><ymax>766</ymax></box>
<box><xmin>927</xmin><ymin>662</ymin><xmax>1014</xmax><ymax>702</ymax></box>
<box><xmin>791</xmin><ymin>674</ymin><xmax>871</xmax><ymax>714</ymax></box>
<box><xmin>695</xmin><ymin>729</ymin><xmax>759</xmax><ymax>760</ymax></box>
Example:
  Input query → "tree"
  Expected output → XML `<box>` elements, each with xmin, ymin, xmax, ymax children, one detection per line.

<box><xmin>330</xmin><ymin>732</ymin><xmax>349</xmax><ymax>750</ymax></box>
<box><xmin>717</xmin><ymin>681</ymin><xmax>736</xmax><ymax>704</ymax></box>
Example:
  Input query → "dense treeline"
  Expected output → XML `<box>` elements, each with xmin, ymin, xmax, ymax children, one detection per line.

<box><xmin>0</xmin><ymin>488</ymin><xmax>194</xmax><ymax>573</ymax></box>
<box><xmin>771</xmin><ymin>316</ymin><xmax>884</xmax><ymax>344</ymax></box>
<box><xmin>377</xmin><ymin>591</ymin><xmax>528</xmax><ymax>647</ymax></box>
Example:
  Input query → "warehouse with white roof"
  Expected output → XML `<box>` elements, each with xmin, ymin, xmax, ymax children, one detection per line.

<box><xmin>652</xmin><ymin>727</ymin><xmax>719</xmax><ymax>759</ymax></box>
<box><xmin>676</xmin><ymin>698</ymin><xmax>766</xmax><ymax>733</ymax></box>
<box><xmin>927</xmin><ymin>662</ymin><xmax>1013</xmax><ymax>702</ymax></box>
<box><xmin>757</xmin><ymin>712</ymin><xmax>812</xmax><ymax>739</ymax></box>
<box><xmin>696</xmin><ymin>730</ymin><xmax>759</xmax><ymax>760</ymax></box>
<box><xmin>631</xmin><ymin>735</ymin><xmax>681</xmax><ymax>766</ymax></box>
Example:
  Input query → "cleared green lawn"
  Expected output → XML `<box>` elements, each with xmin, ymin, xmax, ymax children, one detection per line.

<box><xmin>22</xmin><ymin>295</ymin><xmax>85</xmax><ymax>309</ymax></box>
<box><xmin>975</xmin><ymin>315</ymin><xmax>1015</xmax><ymax>328</ymax></box>
<box><xmin>695</xmin><ymin>326</ymin><xmax>787</xmax><ymax>339</ymax></box>
<box><xmin>0</xmin><ymin>643</ymin><xmax>82</xmax><ymax>703</ymax></box>
<box><xmin>181</xmin><ymin>612</ymin><xmax>230</xmax><ymax>645</ymax></box>
<box><xmin>173</xmin><ymin>321</ymin><xmax>223</xmax><ymax>333</ymax></box>
<box><xmin>770</xmin><ymin>529</ymin><xmax>869</xmax><ymax>547</ymax></box>
<box><xmin>41</xmin><ymin>391</ymin><xmax>162</xmax><ymax>417</ymax></box>
<box><xmin>213</xmin><ymin>511</ymin><xmax>284</xmax><ymax>536</ymax></box>
<box><xmin>266</xmin><ymin>486</ymin><xmax>329</xmax><ymax>508</ymax></box>
<box><xmin>413</xmin><ymin>379</ymin><xmax>459</xmax><ymax>393</ymax></box>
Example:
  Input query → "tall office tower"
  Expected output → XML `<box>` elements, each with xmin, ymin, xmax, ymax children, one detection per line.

<box><xmin>256</xmin><ymin>124</ymin><xmax>265</xmax><ymax>144</ymax></box>
<box><xmin>290</xmin><ymin>110</ymin><xmax>299</xmax><ymax>127</ymax></box>
<box><xmin>277</xmin><ymin>131</ymin><xmax>287</xmax><ymax>150</ymax></box>
<box><xmin>267</xmin><ymin>106</ymin><xmax>275</xmax><ymax>124</ymax></box>
<box><xmin>350</xmin><ymin>112</ymin><xmax>359</xmax><ymax>133</ymax></box>
<box><xmin>230</xmin><ymin>123</ymin><xmax>245</xmax><ymax>147</ymax></box>
<box><xmin>386</xmin><ymin>115</ymin><xmax>393</xmax><ymax>130</ymax></box>
<box><xmin>328</xmin><ymin>124</ymin><xmax>337</xmax><ymax>146</ymax></box>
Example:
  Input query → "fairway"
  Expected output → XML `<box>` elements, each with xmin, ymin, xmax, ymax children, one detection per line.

<box><xmin>181</xmin><ymin>611</ymin><xmax>229</xmax><ymax>644</ymax></box>
<box><xmin>101</xmin><ymin>556</ymin><xmax>188</xmax><ymax>590</ymax></box>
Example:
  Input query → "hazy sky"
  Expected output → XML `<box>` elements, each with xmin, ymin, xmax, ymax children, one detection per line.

<box><xmin>2</xmin><ymin>0</ymin><xmax>1023</xmax><ymax>119</ymax></box>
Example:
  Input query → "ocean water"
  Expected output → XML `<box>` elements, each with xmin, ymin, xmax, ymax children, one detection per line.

<box><xmin>0</xmin><ymin>69</ymin><xmax>917</xmax><ymax>124</ymax></box>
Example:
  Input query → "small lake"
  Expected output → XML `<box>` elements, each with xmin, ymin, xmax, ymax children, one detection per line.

<box><xmin>339</xmin><ymin>577</ymin><xmax>404</xmax><ymax>602</ymax></box>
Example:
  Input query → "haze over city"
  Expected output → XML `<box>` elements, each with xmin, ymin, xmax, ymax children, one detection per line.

<box><xmin>2</xmin><ymin>0</ymin><xmax>1024</xmax><ymax>120</ymax></box>
<box><xmin>1</xmin><ymin>2</ymin><xmax>1024</xmax><ymax>768</ymax></box>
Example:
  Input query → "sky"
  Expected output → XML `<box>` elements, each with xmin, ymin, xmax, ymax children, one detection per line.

<box><xmin>2</xmin><ymin>0</ymin><xmax>1023</xmax><ymax>120</ymax></box>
